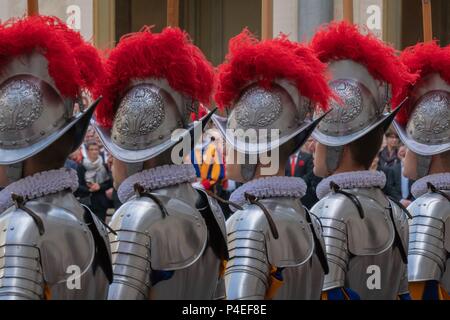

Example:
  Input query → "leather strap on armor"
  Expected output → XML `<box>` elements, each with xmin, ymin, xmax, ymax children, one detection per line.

<box><xmin>134</xmin><ymin>183</ymin><xmax>169</xmax><ymax>218</ymax></box>
<box><xmin>244</xmin><ymin>192</ymin><xmax>279</xmax><ymax>239</ymax></box>
<box><xmin>330</xmin><ymin>182</ymin><xmax>364</xmax><ymax>218</ymax></box>
<box><xmin>428</xmin><ymin>182</ymin><xmax>450</xmax><ymax>202</ymax></box>
<box><xmin>11</xmin><ymin>193</ymin><xmax>45</xmax><ymax>235</ymax></box>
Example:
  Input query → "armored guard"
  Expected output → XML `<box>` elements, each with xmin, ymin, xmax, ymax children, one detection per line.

<box><xmin>93</xmin><ymin>28</ymin><xmax>227</xmax><ymax>300</ymax></box>
<box><xmin>0</xmin><ymin>16</ymin><xmax>112</xmax><ymax>299</ymax></box>
<box><xmin>309</xmin><ymin>22</ymin><xmax>416</xmax><ymax>300</ymax></box>
<box><xmin>212</xmin><ymin>30</ymin><xmax>332</xmax><ymax>300</ymax></box>
<box><xmin>392</xmin><ymin>42</ymin><xmax>450</xmax><ymax>300</ymax></box>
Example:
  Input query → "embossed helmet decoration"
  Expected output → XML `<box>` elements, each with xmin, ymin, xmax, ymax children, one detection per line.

<box><xmin>310</xmin><ymin>22</ymin><xmax>416</xmax><ymax>148</ymax></box>
<box><xmin>0</xmin><ymin>16</ymin><xmax>104</xmax><ymax>165</ymax></box>
<box><xmin>93</xmin><ymin>27</ymin><xmax>215</xmax><ymax>163</ymax></box>
<box><xmin>393</xmin><ymin>42</ymin><xmax>450</xmax><ymax>157</ymax></box>
<box><xmin>213</xmin><ymin>29</ymin><xmax>331</xmax><ymax>155</ymax></box>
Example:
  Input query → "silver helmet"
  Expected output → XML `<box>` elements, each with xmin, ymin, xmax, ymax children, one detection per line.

<box><xmin>213</xmin><ymin>79</ymin><xmax>324</xmax><ymax>155</ymax></box>
<box><xmin>0</xmin><ymin>52</ymin><xmax>99</xmax><ymax>165</ymax></box>
<box><xmin>393</xmin><ymin>73</ymin><xmax>450</xmax><ymax>156</ymax></box>
<box><xmin>92</xmin><ymin>28</ymin><xmax>215</xmax><ymax>166</ymax></box>
<box><xmin>212</xmin><ymin>30</ymin><xmax>331</xmax><ymax>157</ymax></box>
<box><xmin>94</xmin><ymin>78</ymin><xmax>213</xmax><ymax>163</ymax></box>
<box><xmin>312</xmin><ymin>60</ymin><xmax>398</xmax><ymax>147</ymax></box>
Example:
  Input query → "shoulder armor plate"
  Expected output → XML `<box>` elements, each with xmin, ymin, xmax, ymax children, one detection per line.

<box><xmin>109</xmin><ymin>193</ymin><xmax>208</xmax><ymax>271</ymax></box>
<box><xmin>313</xmin><ymin>192</ymin><xmax>395</xmax><ymax>256</ymax></box>
<box><xmin>407</xmin><ymin>193</ymin><xmax>450</xmax><ymax>282</ymax></box>
<box><xmin>0</xmin><ymin>202</ymin><xmax>94</xmax><ymax>286</ymax></box>
<box><xmin>227</xmin><ymin>199</ymin><xmax>314</xmax><ymax>268</ymax></box>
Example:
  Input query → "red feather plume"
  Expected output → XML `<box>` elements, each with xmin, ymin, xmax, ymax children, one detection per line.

<box><xmin>95</xmin><ymin>27</ymin><xmax>215</xmax><ymax>128</ymax></box>
<box><xmin>394</xmin><ymin>42</ymin><xmax>450</xmax><ymax>126</ymax></box>
<box><xmin>0</xmin><ymin>15</ymin><xmax>103</xmax><ymax>97</ymax></box>
<box><xmin>214</xmin><ymin>29</ymin><xmax>331</xmax><ymax>111</ymax></box>
<box><xmin>310</xmin><ymin>21</ymin><xmax>416</xmax><ymax>107</ymax></box>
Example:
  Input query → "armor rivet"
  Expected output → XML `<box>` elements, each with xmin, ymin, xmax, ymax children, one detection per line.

<box><xmin>10</xmin><ymin>226</ymin><xmax>14</xmax><ymax>230</ymax></box>
<box><xmin>53</xmin><ymin>122</ymin><xmax>58</xmax><ymax>127</ymax></box>
<box><xmin>197</xmin><ymin>223</ymin><xmax>201</xmax><ymax>227</ymax></box>
<box><xmin>159</xmin><ymin>135</ymin><xmax>164</xmax><ymax>140</ymax></box>
<box><xmin>127</xmin><ymin>214</ymin><xmax>130</xmax><ymax>217</ymax></box>
<box><xmin>12</xmin><ymin>141</ymin><xmax>17</xmax><ymax>146</ymax></box>
<box><xmin>120</xmin><ymin>214</ymin><xmax>124</xmax><ymax>217</ymax></box>
<box><xmin>2</xmin><ymin>228</ymin><xmax>6</xmax><ymax>232</ymax></box>
<box><xmin>40</xmin><ymin>131</ymin><xmax>45</xmax><ymax>136</ymax></box>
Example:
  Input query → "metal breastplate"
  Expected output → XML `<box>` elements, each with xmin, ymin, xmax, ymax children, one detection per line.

<box><xmin>407</xmin><ymin>192</ymin><xmax>450</xmax><ymax>292</ymax></box>
<box><xmin>225</xmin><ymin>197</ymin><xmax>325</xmax><ymax>300</ymax></box>
<box><xmin>311</xmin><ymin>188</ymin><xmax>409</xmax><ymax>299</ymax></box>
<box><xmin>0</xmin><ymin>191</ymin><xmax>111</xmax><ymax>300</ymax></box>
<box><xmin>108</xmin><ymin>183</ymin><xmax>226</xmax><ymax>300</ymax></box>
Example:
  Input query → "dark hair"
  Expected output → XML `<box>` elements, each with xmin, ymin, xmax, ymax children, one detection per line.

<box><xmin>385</xmin><ymin>128</ymin><xmax>398</xmax><ymax>138</ymax></box>
<box><xmin>349</xmin><ymin>127</ymin><xmax>384</xmax><ymax>169</ymax></box>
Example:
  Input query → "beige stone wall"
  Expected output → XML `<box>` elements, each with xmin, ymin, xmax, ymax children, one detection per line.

<box><xmin>273</xmin><ymin>0</ymin><xmax>298</xmax><ymax>40</ymax></box>
<box><xmin>334</xmin><ymin>0</ymin><xmax>384</xmax><ymax>39</ymax></box>
<box><xmin>0</xmin><ymin>0</ymin><xmax>94</xmax><ymax>42</ymax></box>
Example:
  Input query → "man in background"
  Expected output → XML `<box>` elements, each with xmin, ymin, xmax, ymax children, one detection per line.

<box><xmin>384</xmin><ymin>146</ymin><xmax>414</xmax><ymax>206</ymax></box>
<box><xmin>285</xmin><ymin>138</ymin><xmax>322</xmax><ymax>209</ymax></box>
<box><xmin>379</xmin><ymin>129</ymin><xmax>400</xmax><ymax>170</ymax></box>
<box><xmin>76</xmin><ymin>141</ymin><xmax>113</xmax><ymax>221</ymax></box>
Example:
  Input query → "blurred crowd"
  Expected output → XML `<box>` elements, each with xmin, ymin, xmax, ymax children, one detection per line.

<box><xmin>71</xmin><ymin>124</ymin><xmax>411</xmax><ymax>222</ymax></box>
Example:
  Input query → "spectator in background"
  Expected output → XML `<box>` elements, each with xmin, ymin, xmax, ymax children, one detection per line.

<box><xmin>378</xmin><ymin>129</ymin><xmax>400</xmax><ymax>170</ymax></box>
<box><xmin>75</xmin><ymin>141</ymin><xmax>112</xmax><ymax>221</ymax></box>
<box><xmin>383</xmin><ymin>145</ymin><xmax>414</xmax><ymax>206</ymax></box>
<box><xmin>106</xmin><ymin>154</ymin><xmax>122</xmax><ymax>210</ymax></box>
<box><xmin>286</xmin><ymin>145</ymin><xmax>322</xmax><ymax>209</ymax></box>
<box><xmin>81</xmin><ymin>127</ymin><xmax>96</xmax><ymax>159</ymax></box>
<box><xmin>64</xmin><ymin>148</ymin><xmax>82</xmax><ymax>171</ymax></box>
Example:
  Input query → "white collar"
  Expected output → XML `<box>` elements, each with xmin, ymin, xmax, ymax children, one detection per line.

<box><xmin>117</xmin><ymin>164</ymin><xmax>197</xmax><ymax>203</ymax></box>
<box><xmin>229</xmin><ymin>176</ymin><xmax>307</xmax><ymax>211</ymax></box>
<box><xmin>316</xmin><ymin>170</ymin><xmax>386</xmax><ymax>200</ymax></box>
<box><xmin>0</xmin><ymin>168</ymin><xmax>78</xmax><ymax>213</ymax></box>
<box><xmin>411</xmin><ymin>173</ymin><xmax>450</xmax><ymax>199</ymax></box>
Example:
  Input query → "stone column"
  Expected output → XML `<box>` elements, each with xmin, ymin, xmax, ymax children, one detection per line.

<box><xmin>298</xmin><ymin>0</ymin><xmax>334</xmax><ymax>42</ymax></box>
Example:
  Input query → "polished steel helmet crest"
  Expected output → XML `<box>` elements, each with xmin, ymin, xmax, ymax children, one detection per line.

<box><xmin>235</xmin><ymin>87</ymin><xmax>282</xmax><ymax>129</ymax></box>
<box><xmin>407</xmin><ymin>91</ymin><xmax>450</xmax><ymax>144</ymax></box>
<box><xmin>113</xmin><ymin>85</ymin><xmax>165</xmax><ymax>138</ymax></box>
<box><xmin>0</xmin><ymin>79</ymin><xmax>43</xmax><ymax>132</ymax></box>
<box><xmin>322</xmin><ymin>80</ymin><xmax>363</xmax><ymax>124</ymax></box>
